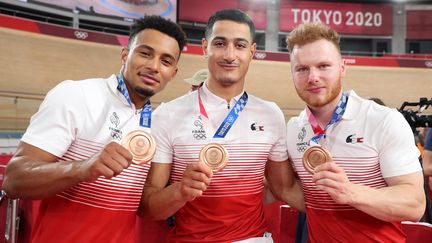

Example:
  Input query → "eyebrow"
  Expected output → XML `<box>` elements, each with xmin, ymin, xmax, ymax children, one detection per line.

<box><xmin>211</xmin><ymin>36</ymin><xmax>250</xmax><ymax>44</ymax></box>
<box><xmin>134</xmin><ymin>44</ymin><xmax>177</xmax><ymax>62</ymax></box>
<box><xmin>293</xmin><ymin>64</ymin><xmax>307</xmax><ymax>69</ymax></box>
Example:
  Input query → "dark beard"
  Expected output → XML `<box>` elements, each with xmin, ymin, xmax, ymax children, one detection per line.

<box><xmin>134</xmin><ymin>87</ymin><xmax>155</xmax><ymax>98</ymax></box>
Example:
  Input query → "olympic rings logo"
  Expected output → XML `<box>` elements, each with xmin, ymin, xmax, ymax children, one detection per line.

<box><xmin>255</xmin><ymin>52</ymin><xmax>267</xmax><ymax>60</ymax></box>
<box><xmin>193</xmin><ymin>133</ymin><xmax>207</xmax><ymax>140</ymax></box>
<box><xmin>297</xmin><ymin>145</ymin><xmax>307</xmax><ymax>153</ymax></box>
<box><xmin>111</xmin><ymin>131</ymin><xmax>122</xmax><ymax>141</ymax></box>
<box><xmin>74</xmin><ymin>30</ymin><xmax>89</xmax><ymax>39</ymax></box>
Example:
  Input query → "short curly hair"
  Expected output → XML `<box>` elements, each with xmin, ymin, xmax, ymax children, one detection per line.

<box><xmin>286</xmin><ymin>22</ymin><xmax>340</xmax><ymax>54</ymax></box>
<box><xmin>129</xmin><ymin>15</ymin><xmax>187</xmax><ymax>54</ymax></box>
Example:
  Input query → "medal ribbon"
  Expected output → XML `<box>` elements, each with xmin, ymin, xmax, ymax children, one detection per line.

<box><xmin>306</xmin><ymin>92</ymin><xmax>348</xmax><ymax>144</ymax></box>
<box><xmin>117</xmin><ymin>73</ymin><xmax>151</xmax><ymax>128</ymax></box>
<box><xmin>198</xmin><ymin>89</ymin><xmax>248</xmax><ymax>139</ymax></box>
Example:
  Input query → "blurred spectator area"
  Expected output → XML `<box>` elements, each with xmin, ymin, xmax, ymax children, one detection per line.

<box><xmin>0</xmin><ymin>0</ymin><xmax>431</xmax><ymax>133</ymax></box>
<box><xmin>0</xmin><ymin>0</ymin><xmax>431</xmax><ymax>54</ymax></box>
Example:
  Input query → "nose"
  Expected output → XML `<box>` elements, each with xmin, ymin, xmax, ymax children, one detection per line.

<box><xmin>307</xmin><ymin>67</ymin><xmax>319</xmax><ymax>83</ymax></box>
<box><xmin>223</xmin><ymin>43</ymin><xmax>236</xmax><ymax>62</ymax></box>
<box><xmin>146</xmin><ymin>57</ymin><xmax>160</xmax><ymax>73</ymax></box>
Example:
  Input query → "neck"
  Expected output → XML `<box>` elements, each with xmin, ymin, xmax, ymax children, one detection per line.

<box><xmin>206</xmin><ymin>78</ymin><xmax>245</xmax><ymax>102</ymax></box>
<box><xmin>119</xmin><ymin>73</ymin><xmax>149</xmax><ymax>110</ymax></box>
<box><xmin>309</xmin><ymin>92</ymin><xmax>342</xmax><ymax>127</ymax></box>
<box><xmin>133</xmin><ymin>98</ymin><xmax>149</xmax><ymax>110</ymax></box>
<box><xmin>127</xmin><ymin>86</ymin><xmax>149</xmax><ymax>110</ymax></box>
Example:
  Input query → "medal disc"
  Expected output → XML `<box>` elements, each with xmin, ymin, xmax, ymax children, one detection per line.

<box><xmin>122</xmin><ymin>130</ymin><xmax>156</xmax><ymax>164</ymax></box>
<box><xmin>302</xmin><ymin>146</ymin><xmax>332</xmax><ymax>174</ymax></box>
<box><xmin>199</xmin><ymin>143</ymin><xmax>229</xmax><ymax>172</ymax></box>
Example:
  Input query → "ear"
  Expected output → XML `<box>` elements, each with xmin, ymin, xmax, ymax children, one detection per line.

<box><xmin>340</xmin><ymin>58</ymin><xmax>347</xmax><ymax>77</ymax></box>
<box><xmin>120</xmin><ymin>47</ymin><xmax>129</xmax><ymax>65</ymax></box>
<box><xmin>173</xmin><ymin>67</ymin><xmax>178</xmax><ymax>77</ymax></box>
<box><xmin>202</xmin><ymin>38</ymin><xmax>208</xmax><ymax>58</ymax></box>
<box><xmin>250</xmin><ymin>43</ymin><xmax>257</xmax><ymax>60</ymax></box>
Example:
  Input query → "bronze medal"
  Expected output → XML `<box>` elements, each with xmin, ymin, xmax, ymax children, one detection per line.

<box><xmin>199</xmin><ymin>143</ymin><xmax>229</xmax><ymax>172</ymax></box>
<box><xmin>122</xmin><ymin>130</ymin><xmax>156</xmax><ymax>164</ymax></box>
<box><xmin>302</xmin><ymin>146</ymin><xmax>332</xmax><ymax>174</ymax></box>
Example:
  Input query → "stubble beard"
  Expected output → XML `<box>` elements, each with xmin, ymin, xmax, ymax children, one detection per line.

<box><xmin>216</xmin><ymin>72</ymin><xmax>241</xmax><ymax>87</ymax></box>
<box><xmin>219</xmin><ymin>78</ymin><xmax>237</xmax><ymax>86</ymax></box>
<box><xmin>134</xmin><ymin>86</ymin><xmax>155</xmax><ymax>98</ymax></box>
<box><xmin>297</xmin><ymin>78</ymin><xmax>342</xmax><ymax>108</ymax></box>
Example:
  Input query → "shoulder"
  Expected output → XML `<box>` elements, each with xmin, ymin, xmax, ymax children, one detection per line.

<box><xmin>346</xmin><ymin>91</ymin><xmax>397</xmax><ymax>121</ymax></box>
<box><xmin>49</xmin><ymin>76</ymin><xmax>109</xmax><ymax>96</ymax></box>
<box><xmin>73</xmin><ymin>76</ymin><xmax>114</xmax><ymax>94</ymax></box>
<box><xmin>347</xmin><ymin>92</ymin><xmax>409</xmax><ymax>133</ymax></box>
<box><xmin>44</xmin><ymin>80</ymin><xmax>82</xmax><ymax>105</ymax></box>
<box><xmin>162</xmin><ymin>91</ymin><xmax>195</xmax><ymax>108</ymax></box>
<box><xmin>247</xmin><ymin>94</ymin><xmax>283</xmax><ymax>112</ymax></box>
<box><xmin>154</xmin><ymin>92</ymin><xmax>196</xmax><ymax>116</ymax></box>
<box><xmin>43</xmin><ymin>77</ymin><xmax>111</xmax><ymax>113</ymax></box>
<box><xmin>247</xmin><ymin>95</ymin><xmax>286</xmax><ymax>125</ymax></box>
<box><xmin>169</xmin><ymin>91</ymin><xmax>196</xmax><ymax>105</ymax></box>
<box><xmin>363</xmin><ymin>98</ymin><xmax>402</xmax><ymax>122</ymax></box>
<box><xmin>287</xmin><ymin>109</ymin><xmax>307</xmax><ymax>127</ymax></box>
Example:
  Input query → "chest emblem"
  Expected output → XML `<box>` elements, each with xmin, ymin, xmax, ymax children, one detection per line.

<box><xmin>296</xmin><ymin>127</ymin><xmax>309</xmax><ymax>152</ymax></box>
<box><xmin>346</xmin><ymin>134</ymin><xmax>364</xmax><ymax>144</ymax></box>
<box><xmin>109</xmin><ymin>112</ymin><xmax>123</xmax><ymax>141</ymax></box>
<box><xmin>250</xmin><ymin>122</ymin><xmax>264</xmax><ymax>132</ymax></box>
<box><xmin>192</xmin><ymin>116</ymin><xmax>207</xmax><ymax>140</ymax></box>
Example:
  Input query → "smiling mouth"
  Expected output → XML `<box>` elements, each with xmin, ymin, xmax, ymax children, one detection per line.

<box><xmin>219</xmin><ymin>64</ymin><xmax>239</xmax><ymax>70</ymax></box>
<box><xmin>307</xmin><ymin>87</ymin><xmax>323</xmax><ymax>93</ymax></box>
<box><xmin>139</xmin><ymin>74</ymin><xmax>159</xmax><ymax>85</ymax></box>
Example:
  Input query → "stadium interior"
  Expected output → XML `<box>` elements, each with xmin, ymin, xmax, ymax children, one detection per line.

<box><xmin>0</xmin><ymin>0</ymin><xmax>431</xmax><ymax>242</ymax></box>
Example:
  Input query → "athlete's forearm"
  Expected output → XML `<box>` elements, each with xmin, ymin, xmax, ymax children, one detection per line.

<box><xmin>140</xmin><ymin>182</ymin><xmax>187</xmax><ymax>220</ymax></box>
<box><xmin>266</xmin><ymin>160</ymin><xmax>305</xmax><ymax>212</ymax></box>
<box><xmin>280</xmin><ymin>181</ymin><xmax>305</xmax><ymax>212</ymax></box>
<box><xmin>350</xmin><ymin>172</ymin><xmax>425</xmax><ymax>222</ymax></box>
<box><xmin>3</xmin><ymin>156</ymin><xmax>83</xmax><ymax>199</ymax></box>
